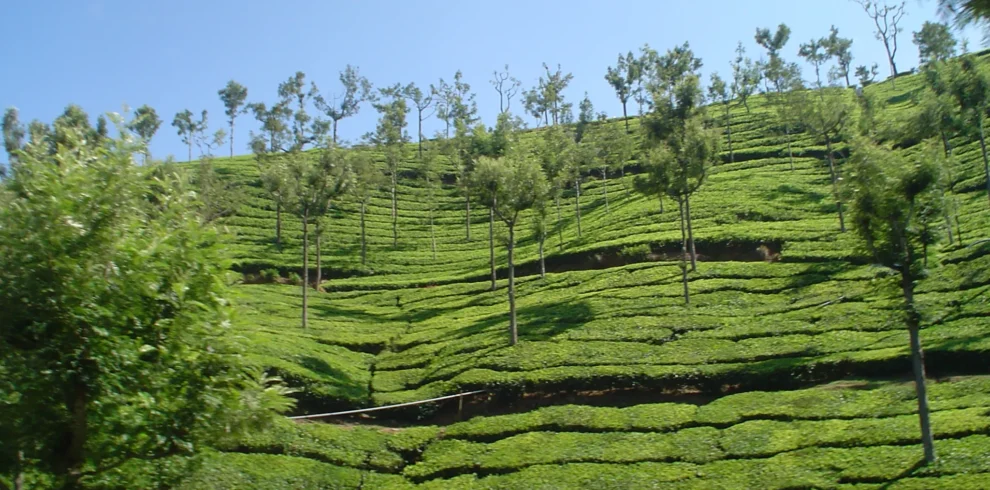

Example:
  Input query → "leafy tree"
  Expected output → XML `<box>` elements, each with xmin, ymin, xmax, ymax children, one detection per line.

<box><xmin>401</xmin><ymin>83</ymin><xmax>435</xmax><ymax>158</ymax></box>
<box><xmin>95</xmin><ymin>115</ymin><xmax>108</xmax><ymax>143</ymax></box>
<box><xmin>368</xmin><ymin>86</ymin><xmax>410</xmax><ymax>248</ymax></box>
<box><xmin>947</xmin><ymin>57</ymin><xmax>990</xmax><ymax>204</ymax></box>
<box><xmin>576</xmin><ymin>93</ymin><xmax>595</xmax><ymax>143</ymax></box>
<box><xmin>53</xmin><ymin>105</ymin><xmax>96</xmax><ymax>152</ymax></box>
<box><xmin>128</xmin><ymin>104</ymin><xmax>161</xmax><ymax>163</ymax></box>
<box><xmin>437</xmin><ymin>71</ymin><xmax>480</xmax><ymax>241</ymax></box>
<box><xmin>537</xmin><ymin>124</ymin><xmax>574</xmax><ymax>252</ymax></box>
<box><xmin>522</xmin><ymin>86</ymin><xmax>549</xmax><ymax>127</ymax></box>
<box><xmin>282</xmin><ymin>138</ymin><xmax>349</xmax><ymax>327</ymax></box>
<box><xmin>824</xmin><ymin>26</ymin><xmax>855</xmax><ymax>87</ymax></box>
<box><xmin>491</xmin><ymin>65</ymin><xmax>521</xmax><ymax>115</ymax></box>
<box><xmin>171</xmin><ymin>109</ymin><xmax>208</xmax><ymax>162</ymax></box>
<box><xmin>642</xmin><ymin>72</ymin><xmax>716</xmax><ymax>277</ymax></box>
<box><xmin>756</xmin><ymin>24</ymin><xmax>802</xmax><ymax>169</ymax></box>
<box><xmin>2</xmin><ymin>107</ymin><xmax>25</xmax><ymax>167</ymax></box>
<box><xmin>0</xmin><ymin>123</ymin><xmax>292</xmax><ymax>489</ymax></box>
<box><xmin>27</xmin><ymin>120</ymin><xmax>52</xmax><ymax>149</ymax></box>
<box><xmin>193</xmin><ymin>129</ymin><xmax>241</xmax><ymax>225</ymax></box>
<box><xmin>605</xmin><ymin>51</ymin><xmax>638</xmax><ymax>132</ymax></box>
<box><xmin>218</xmin><ymin>80</ymin><xmax>248</xmax><ymax>157</ymax></box>
<box><xmin>913</xmin><ymin>21</ymin><xmax>957</xmax><ymax>64</ymax></box>
<box><xmin>348</xmin><ymin>151</ymin><xmax>386</xmax><ymax>265</ymax></box>
<box><xmin>473</xmin><ymin>154</ymin><xmax>549</xmax><ymax>346</ymax></box>
<box><xmin>731</xmin><ymin>43</ymin><xmax>761</xmax><ymax>113</ymax></box>
<box><xmin>856</xmin><ymin>63</ymin><xmax>881</xmax><ymax>86</ymax></box>
<box><xmin>708</xmin><ymin>72</ymin><xmax>733</xmax><ymax>163</ymax></box>
<box><xmin>420</xmin><ymin>136</ymin><xmax>443</xmax><ymax>260</ymax></box>
<box><xmin>854</xmin><ymin>0</ymin><xmax>907</xmax><ymax>88</ymax></box>
<box><xmin>798</xmin><ymin>87</ymin><xmax>853</xmax><ymax>232</ymax></box>
<box><xmin>314</xmin><ymin>65</ymin><xmax>372</xmax><ymax>144</ymax></box>
<box><xmin>588</xmin><ymin>121</ymin><xmax>634</xmax><ymax>214</ymax></box>
<box><xmin>848</xmin><ymin>137</ymin><xmax>943</xmax><ymax>465</ymax></box>
<box><xmin>540</xmin><ymin>63</ymin><xmax>574</xmax><ymax>126</ymax></box>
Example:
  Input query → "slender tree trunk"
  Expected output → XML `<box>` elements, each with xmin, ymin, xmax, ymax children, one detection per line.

<box><xmin>276</xmin><ymin>201</ymin><xmax>282</xmax><ymax>250</ymax></box>
<box><xmin>786</xmin><ymin>125</ymin><xmax>794</xmax><ymax>171</ymax></box>
<box><xmin>508</xmin><ymin>224</ymin><xmax>518</xmax><ymax>345</ymax></box>
<box><xmin>622</xmin><ymin>102</ymin><xmax>629</xmax><ymax>133</ymax></box>
<box><xmin>230</xmin><ymin>119</ymin><xmax>235</xmax><ymax>158</ymax></box>
<box><xmin>603</xmin><ymin>166</ymin><xmax>609</xmax><ymax>214</ymax></box>
<box><xmin>539</xmin><ymin>233</ymin><xmax>546</xmax><ymax>279</ymax></box>
<box><xmin>58</xmin><ymin>375</ymin><xmax>88</xmax><ymax>490</ymax></box>
<box><xmin>956</xmin><ymin>215</ymin><xmax>964</xmax><ymax>246</ymax></box>
<box><xmin>188</xmin><ymin>142</ymin><xmax>192</xmax><ymax>163</ymax></box>
<box><xmin>14</xmin><ymin>451</ymin><xmax>25</xmax><ymax>490</ymax></box>
<box><xmin>726</xmin><ymin>107</ymin><xmax>734</xmax><ymax>163</ymax></box>
<box><xmin>315</xmin><ymin>223</ymin><xmax>322</xmax><ymax>291</ymax></box>
<box><xmin>685</xmin><ymin>194</ymin><xmax>697</xmax><ymax>272</ymax></box>
<box><xmin>430</xmin><ymin>208</ymin><xmax>436</xmax><ymax>261</ymax></box>
<box><xmin>418</xmin><ymin>114</ymin><xmax>423</xmax><ymax>159</ymax></box>
<box><xmin>555</xmin><ymin>195</ymin><xmax>563</xmax><ymax>251</ymax></box>
<box><xmin>678</xmin><ymin>196</ymin><xmax>689</xmax><ymax>305</ymax></box>
<box><xmin>941</xmin><ymin>130</ymin><xmax>953</xmax><ymax>158</ymax></box>
<box><xmin>825</xmin><ymin>137</ymin><xmax>846</xmax><ymax>232</ymax></box>
<box><xmin>332</xmin><ymin>119</ymin><xmax>339</xmax><ymax>145</ymax></box>
<box><xmin>979</xmin><ymin>117</ymin><xmax>990</xmax><ymax>205</ymax></box>
<box><xmin>391</xmin><ymin>173</ymin><xmax>398</xmax><ymax>248</ymax></box>
<box><xmin>360</xmin><ymin>202</ymin><xmax>367</xmax><ymax>264</ymax></box>
<box><xmin>901</xmin><ymin>263</ymin><xmax>935</xmax><ymax>464</ymax></box>
<box><xmin>302</xmin><ymin>210</ymin><xmax>309</xmax><ymax>329</ymax></box>
<box><xmin>575</xmin><ymin>178</ymin><xmax>582</xmax><ymax>238</ymax></box>
<box><xmin>845</xmin><ymin>71</ymin><xmax>851</xmax><ymax>88</ymax></box>
<box><xmin>659</xmin><ymin>195</ymin><xmax>664</xmax><ymax>214</ymax></box>
<box><xmin>489</xmin><ymin>205</ymin><xmax>497</xmax><ymax>291</ymax></box>
<box><xmin>465</xmin><ymin>192</ymin><xmax>471</xmax><ymax>241</ymax></box>
<box><xmin>943</xmin><ymin>205</ymin><xmax>955</xmax><ymax>246</ymax></box>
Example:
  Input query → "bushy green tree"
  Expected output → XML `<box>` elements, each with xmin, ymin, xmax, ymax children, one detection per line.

<box><xmin>731</xmin><ymin>43</ymin><xmax>761</xmax><ymax>113</ymax></box>
<box><xmin>128</xmin><ymin>105</ymin><xmax>161</xmax><ymax>163</ymax></box>
<box><xmin>3</xmin><ymin>107</ymin><xmax>26</xmax><ymax>167</ymax></box>
<box><xmin>314</xmin><ymin>65</ymin><xmax>372</xmax><ymax>144</ymax></box>
<box><xmin>914</xmin><ymin>21</ymin><xmax>957</xmax><ymax>65</ymax></box>
<box><xmin>0</xmin><ymin>123</ymin><xmax>293</xmax><ymax>489</ymax></box>
<box><xmin>605</xmin><ymin>52</ymin><xmax>638</xmax><ymax>132</ymax></box>
<box><xmin>172</xmin><ymin>109</ymin><xmax>208</xmax><ymax>162</ymax></box>
<box><xmin>824</xmin><ymin>26</ymin><xmax>855</xmax><ymax>87</ymax></box>
<box><xmin>218</xmin><ymin>80</ymin><xmax>248</xmax><ymax>157</ymax></box>
<box><xmin>472</xmin><ymin>154</ymin><xmax>549</xmax><ymax>345</ymax></box>
<box><xmin>368</xmin><ymin>86</ymin><xmax>410</xmax><ymax>248</ymax></box>
<box><xmin>848</xmin><ymin>137</ymin><xmax>943</xmax><ymax>465</ymax></box>
<box><xmin>947</xmin><ymin>57</ymin><xmax>990</xmax><ymax>204</ymax></box>
<box><xmin>708</xmin><ymin>72</ymin><xmax>733</xmax><ymax>162</ymax></box>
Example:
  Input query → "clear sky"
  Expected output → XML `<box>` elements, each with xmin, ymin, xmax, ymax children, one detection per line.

<box><xmin>0</xmin><ymin>0</ymin><xmax>980</xmax><ymax>161</ymax></box>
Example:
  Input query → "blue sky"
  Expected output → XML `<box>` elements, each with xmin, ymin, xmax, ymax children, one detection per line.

<box><xmin>0</xmin><ymin>0</ymin><xmax>980</xmax><ymax>161</ymax></box>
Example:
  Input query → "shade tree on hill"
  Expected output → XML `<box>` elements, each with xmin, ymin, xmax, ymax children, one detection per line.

<box><xmin>433</xmin><ymin>71</ymin><xmax>479</xmax><ymax>241</ymax></box>
<box><xmin>368</xmin><ymin>84</ymin><xmax>410</xmax><ymax>249</ymax></box>
<box><xmin>490</xmin><ymin>64</ymin><xmax>522</xmax><ymax>115</ymax></box>
<box><xmin>945</xmin><ymin>56</ymin><xmax>990</xmax><ymax>204</ymax></box>
<box><xmin>401</xmin><ymin>82</ymin><xmax>435</xmax><ymax>158</ymax></box>
<box><xmin>171</xmin><ymin>108</ymin><xmax>208</xmax><ymax>163</ymax></box>
<box><xmin>128</xmin><ymin>104</ymin><xmax>161</xmax><ymax>163</ymax></box>
<box><xmin>914</xmin><ymin>21</ymin><xmax>958</xmax><ymax>65</ymax></box>
<box><xmin>853</xmin><ymin>1</ymin><xmax>907</xmax><ymax>88</ymax></box>
<box><xmin>824</xmin><ymin>26</ymin><xmax>855</xmax><ymax>87</ymax></box>
<box><xmin>348</xmin><ymin>151</ymin><xmax>386</xmax><ymax>265</ymax></box>
<box><xmin>707</xmin><ymin>72</ymin><xmax>733</xmax><ymax>163</ymax></box>
<box><xmin>848</xmin><ymin>136</ymin><xmax>945</xmax><ymax>464</ymax></box>
<box><xmin>472</xmin><ymin>153</ymin><xmax>549</xmax><ymax>346</ymax></box>
<box><xmin>2</xmin><ymin>108</ymin><xmax>25</xmax><ymax>168</ymax></box>
<box><xmin>218</xmin><ymin>80</ymin><xmax>248</xmax><ymax>157</ymax></box>
<box><xmin>537</xmin><ymin>124</ymin><xmax>575</xmax><ymax>251</ymax></box>
<box><xmin>856</xmin><ymin>63</ymin><xmax>881</xmax><ymax>86</ymax></box>
<box><xmin>587</xmin><ymin>119</ymin><xmax>635</xmax><ymax>214</ymax></box>
<box><xmin>314</xmin><ymin>65</ymin><xmax>372</xmax><ymax>145</ymax></box>
<box><xmin>756</xmin><ymin>23</ymin><xmax>803</xmax><ymax>170</ymax></box>
<box><xmin>730</xmin><ymin>42</ymin><xmax>761</xmax><ymax>114</ymax></box>
<box><xmin>604</xmin><ymin>51</ymin><xmax>639</xmax><ymax>133</ymax></box>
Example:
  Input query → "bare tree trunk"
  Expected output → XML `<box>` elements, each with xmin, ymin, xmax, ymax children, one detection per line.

<box><xmin>315</xmin><ymin>223</ymin><xmax>322</xmax><ymax>291</ymax></box>
<box><xmin>826</xmin><ymin>137</ymin><xmax>846</xmax><ymax>232</ymax></box>
<box><xmin>575</xmin><ymin>178</ymin><xmax>582</xmax><ymax>238</ymax></box>
<box><xmin>659</xmin><ymin>195</ymin><xmax>664</xmax><ymax>214</ymax></box>
<box><xmin>230</xmin><ymin>119</ymin><xmax>235</xmax><ymax>158</ymax></box>
<box><xmin>622</xmin><ymin>102</ymin><xmax>629</xmax><ymax>133</ymax></box>
<box><xmin>900</xmin><ymin>261</ymin><xmax>935</xmax><ymax>464</ymax></box>
<box><xmin>430</xmin><ymin>208</ymin><xmax>436</xmax><ymax>261</ymax></box>
<box><xmin>678</xmin><ymin>197</ymin><xmax>689</xmax><ymax>305</ymax></box>
<box><xmin>508</xmin><ymin>224</ymin><xmax>518</xmax><ymax>346</ymax></box>
<box><xmin>979</xmin><ymin>117</ymin><xmax>990</xmax><ymax>205</ymax></box>
<box><xmin>332</xmin><ymin>119</ymin><xmax>339</xmax><ymax>145</ymax></box>
<box><xmin>302</xmin><ymin>210</ymin><xmax>309</xmax><ymax>329</ymax></box>
<box><xmin>726</xmin><ymin>108</ymin><xmax>734</xmax><ymax>163</ymax></box>
<box><xmin>418</xmin><ymin>114</ymin><xmax>423</xmax><ymax>159</ymax></box>
<box><xmin>785</xmin><ymin>125</ymin><xmax>794</xmax><ymax>171</ymax></box>
<box><xmin>940</xmin><ymin>130</ymin><xmax>952</xmax><ymax>158</ymax></box>
<box><xmin>188</xmin><ymin>142</ymin><xmax>192</xmax><ymax>164</ymax></box>
<box><xmin>391</xmin><ymin>173</ymin><xmax>398</xmax><ymax>248</ymax></box>
<box><xmin>276</xmin><ymin>201</ymin><xmax>282</xmax><ymax>250</ymax></box>
<box><xmin>360</xmin><ymin>202</ymin><xmax>367</xmax><ymax>264</ymax></box>
<box><xmin>943</xmin><ymin>206</ymin><xmax>955</xmax><ymax>245</ymax></box>
<box><xmin>465</xmin><ymin>192</ymin><xmax>471</xmax><ymax>241</ymax></box>
<box><xmin>539</xmin><ymin>233</ymin><xmax>546</xmax><ymax>279</ymax></box>
<box><xmin>555</xmin><ymin>195</ymin><xmax>563</xmax><ymax>251</ymax></box>
<box><xmin>489</xmin><ymin>205</ymin><xmax>497</xmax><ymax>291</ymax></box>
<box><xmin>685</xmin><ymin>194</ymin><xmax>697</xmax><ymax>272</ymax></box>
<box><xmin>603</xmin><ymin>166</ymin><xmax>609</xmax><ymax>214</ymax></box>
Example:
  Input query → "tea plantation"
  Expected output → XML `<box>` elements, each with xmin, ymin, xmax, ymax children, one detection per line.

<box><xmin>186</xmin><ymin>64</ymin><xmax>990</xmax><ymax>488</ymax></box>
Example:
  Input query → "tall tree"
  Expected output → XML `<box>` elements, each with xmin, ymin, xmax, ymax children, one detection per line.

<box><xmin>192</xmin><ymin>129</ymin><xmax>240</xmax><ymax>225</ymax></box>
<box><xmin>756</xmin><ymin>24</ymin><xmax>802</xmax><ymax>170</ymax></box>
<box><xmin>491</xmin><ymin>65</ymin><xmax>521</xmax><ymax>115</ymax></box>
<box><xmin>440</xmin><ymin>71</ymin><xmax>480</xmax><ymax>241</ymax></box>
<box><xmin>0</xmin><ymin>123</ymin><xmax>292</xmax><ymax>490</ymax></box>
<box><xmin>401</xmin><ymin>83</ymin><xmax>435</xmax><ymax>158</ymax></box>
<box><xmin>708</xmin><ymin>72</ymin><xmax>733</xmax><ymax>163</ymax></box>
<box><xmin>540</xmin><ymin>63</ymin><xmax>575</xmax><ymax>126</ymax></box>
<box><xmin>128</xmin><ymin>105</ymin><xmax>161</xmax><ymax>163</ymax></box>
<box><xmin>576</xmin><ymin>93</ymin><xmax>595</xmax><ymax>143</ymax></box>
<box><xmin>218</xmin><ymin>80</ymin><xmax>248</xmax><ymax>157</ymax></box>
<box><xmin>368</xmin><ymin>85</ymin><xmax>410</xmax><ymax>248</ymax></box>
<box><xmin>473</xmin><ymin>154</ymin><xmax>549</xmax><ymax>346</ymax></box>
<box><xmin>314</xmin><ymin>65</ymin><xmax>372</xmax><ymax>144</ymax></box>
<box><xmin>605</xmin><ymin>51</ymin><xmax>638</xmax><ymax>132</ymax></box>
<box><xmin>588</xmin><ymin>120</ymin><xmax>635</xmax><ymax>214</ymax></box>
<box><xmin>731</xmin><ymin>43</ymin><xmax>760</xmax><ymax>113</ymax></box>
<box><xmin>348</xmin><ymin>151</ymin><xmax>385</xmax><ymax>265</ymax></box>
<box><xmin>283</xmin><ymin>138</ymin><xmax>349</xmax><ymax>328</ymax></box>
<box><xmin>824</xmin><ymin>26</ymin><xmax>855</xmax><ymax>87</ymax></box>
<box><xmin>171</xmin><ymin>109</ymin><xmax>208</xmax><ymax>162</ymax></box>
<box><xmin>2</xmin><ymin>108</ymin><xmax>25</xmax><ymax>167</ymax></box>
<box><xmin>538</xmin><ymin>124</ymin><xmax>574</xmax><ymax>252</ymax></box>
<box><xmin>848</xmin><ymin>137</ymin><xmax>942</xmax><ymax>465</ymax></box>
<box><xmin>948</xmin><ymin>57</ymin><xmax>990</xmax><ymax>204</ymax></box>
<box><xmin>854</xmin><ymin>1</ymin><xmax>907</xmax><ymax>88</ymax></box>
<box><xmin>913</xmin><ymin>21</ymin><xmax>958</xmax><ymax>65</ymax></box>
<box><xmin>420</xmin><ymin>136</ymin><xmax>442</xmax><ymax>260</ymax></box>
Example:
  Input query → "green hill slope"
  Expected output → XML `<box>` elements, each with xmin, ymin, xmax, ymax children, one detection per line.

<box><xmin>185</xmin><ymin>62</ymin><xmax>990</xmax><ymax>487</ymax></box>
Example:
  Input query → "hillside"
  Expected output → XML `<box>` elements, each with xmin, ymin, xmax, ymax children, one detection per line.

<box><xmin>188</xmin><ymin>63</ymin><xmax>990</xmax><ymax>488</ymax></box>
